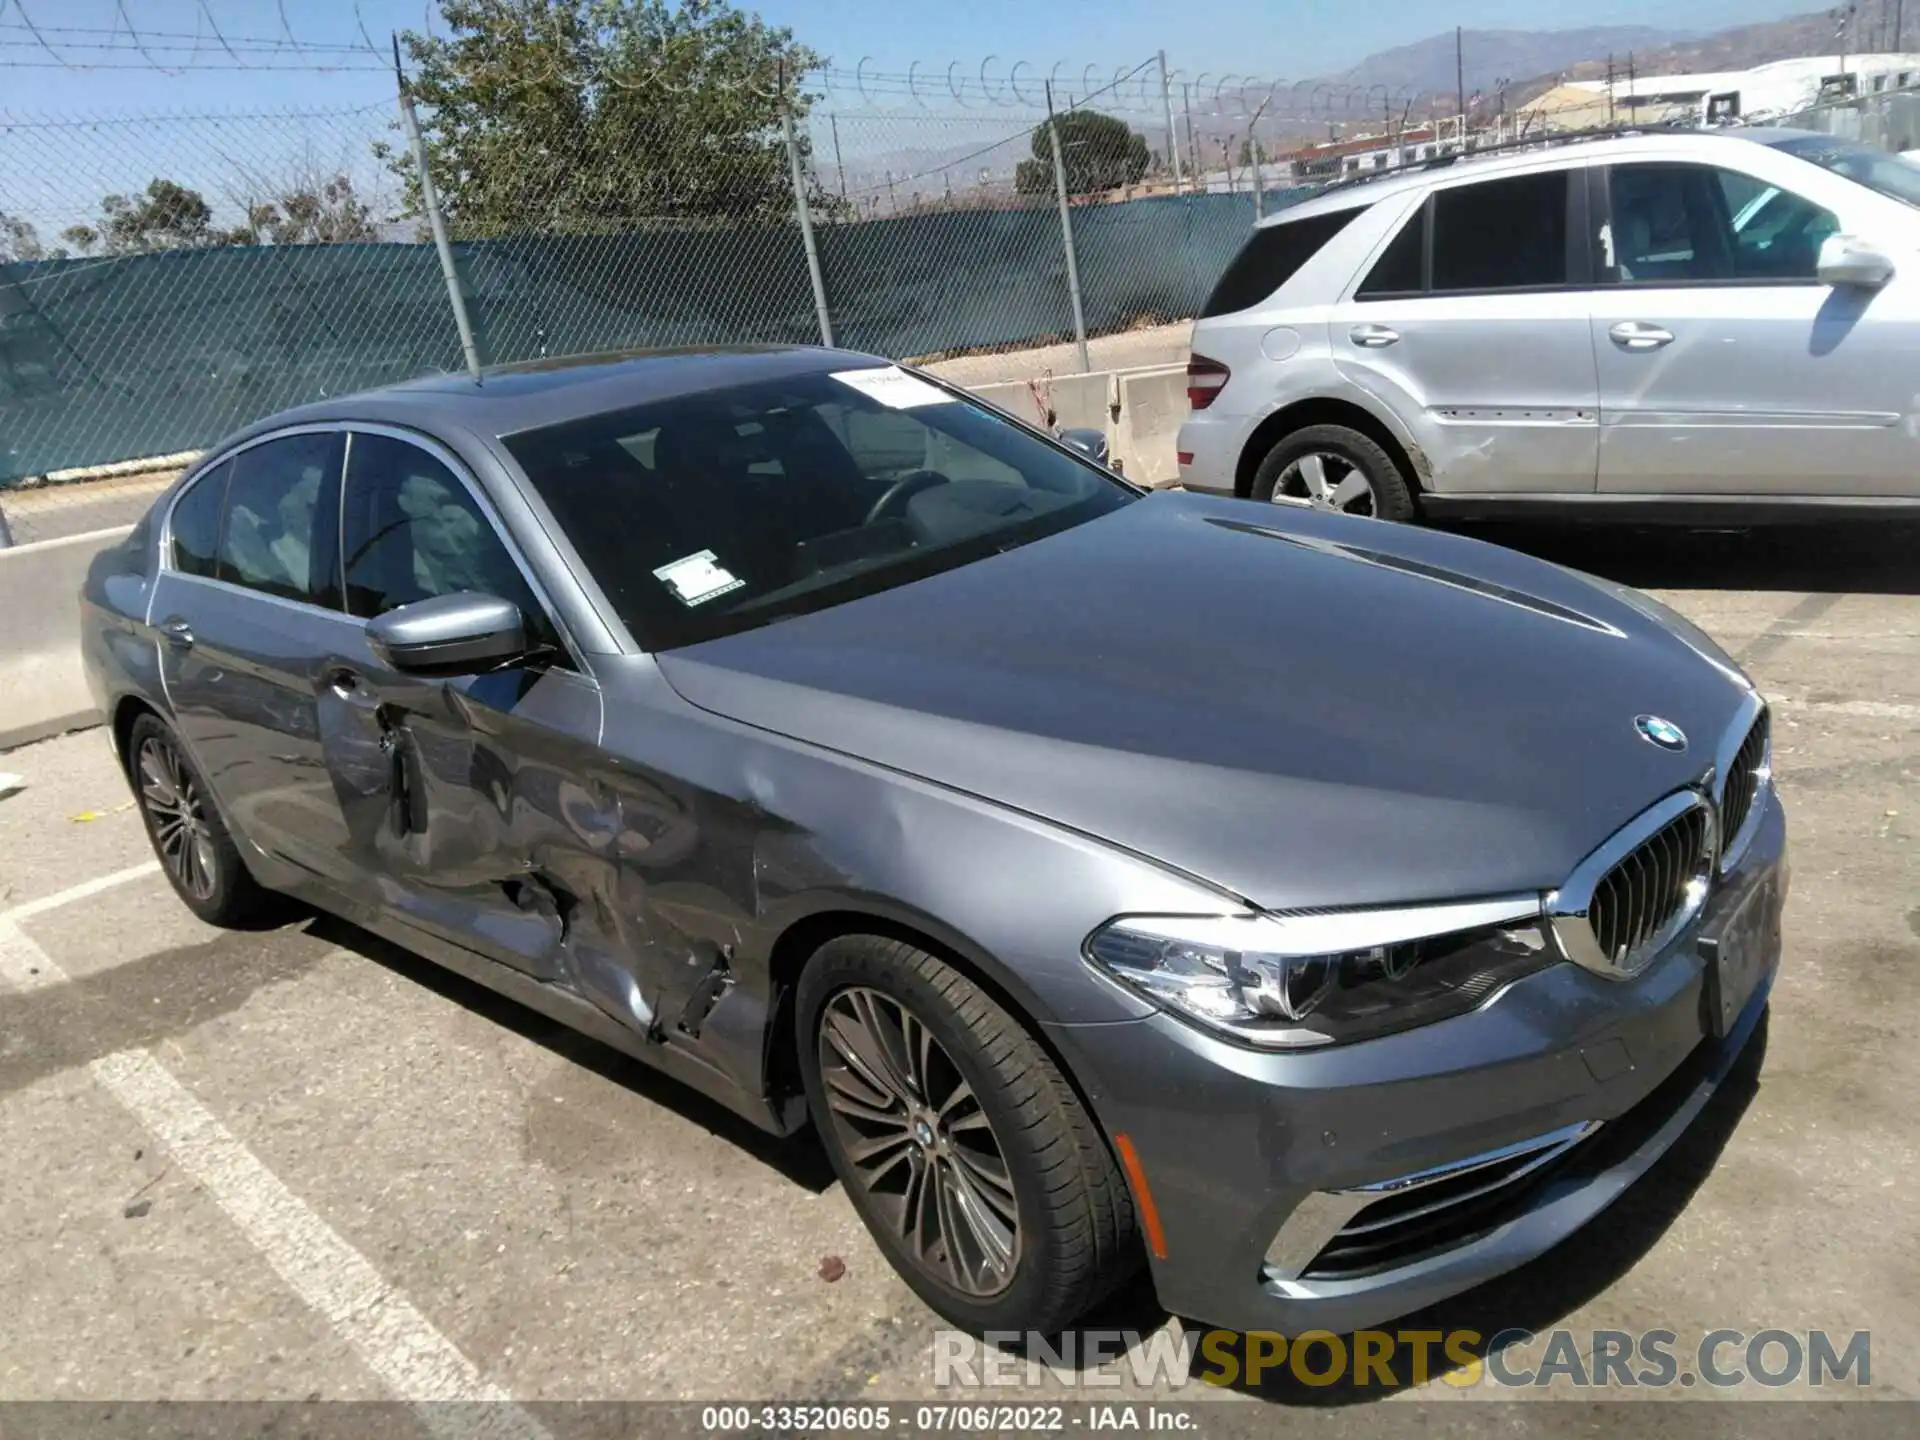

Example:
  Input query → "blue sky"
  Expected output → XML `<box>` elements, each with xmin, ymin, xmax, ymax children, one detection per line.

<box><xmin>0</xmin><ymin>0</ymin><xmax>1821</xmax><ymax>113</ymax></box>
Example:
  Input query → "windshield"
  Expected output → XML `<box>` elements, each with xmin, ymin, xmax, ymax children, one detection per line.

<box><xmin>503</xmin><ymin>367</ymin><xmax>1135</xmax><ymax>650</ymax></box>
<box><xmin>1765</xmin><ymin>133</ymin><xmax>1920</xmax><ymax>208</ymax></box>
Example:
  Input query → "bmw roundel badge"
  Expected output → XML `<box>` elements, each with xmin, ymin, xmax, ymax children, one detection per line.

<box><xmin>1635</xmin><ymin>715</ymin><xmax>1688</xmax><ymax>753</ymax></box>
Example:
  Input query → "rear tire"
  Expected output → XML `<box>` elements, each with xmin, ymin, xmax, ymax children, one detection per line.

<box><xmin>1251</xmin><ymin>423</ymin><xmax>1416</xmax><ymax>522</ymax></box>
<box><xmin>798</xmin><ymin>935</ymin><xmax>1141</xmax><ymax>1333</ymax></box>
<box><xmin>126</xmin><ymin>714</ymin><xmax>281</xmax><ymax>928</ymax></box>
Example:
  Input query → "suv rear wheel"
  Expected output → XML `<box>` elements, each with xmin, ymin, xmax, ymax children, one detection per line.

<box><xmin>1252</xmin><ymin>423</ymin><xmax>1415</xmax><ymax>522</ymax></box>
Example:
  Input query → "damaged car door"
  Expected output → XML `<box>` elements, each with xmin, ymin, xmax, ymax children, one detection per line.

<box><xmin>322</xmin><ymin>427</ymin><xmax>621</xmax><ymax>996</ymax></box>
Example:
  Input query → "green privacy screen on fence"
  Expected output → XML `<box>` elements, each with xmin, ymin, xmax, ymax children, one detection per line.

<box><xmin>0</xmin><ymin>189</ymin><xmax>1311</xmax><ymax>485</ymax></box>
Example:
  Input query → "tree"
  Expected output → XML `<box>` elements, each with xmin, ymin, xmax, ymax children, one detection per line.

<box><xmin>1014</xmin><ymin>110</ymin><xmax>1151</xmax><ymax>197</ymax></box>
<box><xmin>235</xmin><ymin>174</ymin><xmax>379</xmax><ymax>246</ymax></box>
<box><xmin>88</xmin><ymin>179</ymin><xmax>241</xmax><ymax>254</ymax></box>
<box><xmin>388</xmin><ymin>0</ymin><xmax>832</xmax><ymax>235</ymax></box>
<box><xmin>0</xmin><ymin>213</ymin><xmax>51</xmax><ymax>262</ymax></box>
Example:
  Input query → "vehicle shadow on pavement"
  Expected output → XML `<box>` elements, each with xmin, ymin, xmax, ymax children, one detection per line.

<box><xmin>306</xmin><ymin>912</ymin><xmax>840</xmax><ymax>1195</ymax></box>
<box><xmin>1454</xmin><ymin>522</ymin><xmax>1920</xmax><ymax>596</ymax></box>
<box><xmin>1210</xmin><ymin>1011</ymin><xmax>1771</xmax><ymax>1406</ymax></box>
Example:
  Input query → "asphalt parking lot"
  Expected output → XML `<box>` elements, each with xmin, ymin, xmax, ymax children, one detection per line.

<box><xmin>2</xmin><ymin>520</ymin><xmax>1917</xmax><ymax>1430</ymax></box>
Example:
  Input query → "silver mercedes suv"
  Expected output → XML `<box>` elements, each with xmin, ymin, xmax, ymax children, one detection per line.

<box><xmin>1177</xmin><ymin>127</ymin><xmax>1920</xmax><ymax>522</ymax></box>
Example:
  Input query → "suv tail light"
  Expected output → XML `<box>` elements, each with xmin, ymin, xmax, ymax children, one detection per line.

<box><xmin>1187</xmin><ymin>356</ymin><xmax>1230</xmax><ymax>411</ymax></box>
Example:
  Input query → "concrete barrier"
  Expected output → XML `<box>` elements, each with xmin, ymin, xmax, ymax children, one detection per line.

<box><xmin>1110</xmin><ymin>366</ymin><xmax>1191</xmax><ymax>489</ymax></box>
<box><xmin>0</xmin><ymin>526</ymin><xmax>129</xmax><ymax>751</ymax></box>
<box><xmin>971</xmin><ymin>365</ymin><xmax>1191</xmax><ymax>488</ymax></box>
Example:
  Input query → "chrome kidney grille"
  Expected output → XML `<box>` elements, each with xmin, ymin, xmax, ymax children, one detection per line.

<box><xmin>1549</xmin><ymin>790</ymin><xmax>1717</xmax><ymax>980</ymax></box>
<box><xmin>1588</xmin><ymin>804</ymin><xmax>1713</xmax><ymax>968</ymax></box>
<box><xmin>1717</xmin><ymin>711</ymin><xmax>1771</xmax><ymax>871</ymax></box>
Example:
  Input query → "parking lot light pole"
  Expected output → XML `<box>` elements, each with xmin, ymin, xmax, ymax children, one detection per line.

<box><xmin>1046</xmin><ymin>82</ymin><xmax>1091</xmax><ymax>374</ymax></box>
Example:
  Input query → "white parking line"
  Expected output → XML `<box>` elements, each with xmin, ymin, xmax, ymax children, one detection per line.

<box><xmin>1</xmin><ymin>920</ymin><xmax>549</xmax><ymax>1439</ymax></box>
<box><xmin>0</xmin><ymin>860</ymin><xmax>161</xmax><ymax>926</ymax></box>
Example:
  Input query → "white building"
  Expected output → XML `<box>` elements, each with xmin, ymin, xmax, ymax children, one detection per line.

<box><xmin>1567</xmin><ymin>53</ymin><xmax>1920</xmax><ymax>126</ymax></box>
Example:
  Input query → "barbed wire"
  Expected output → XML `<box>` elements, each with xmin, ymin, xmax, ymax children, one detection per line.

<box><xmin>0</xmin><ymin>0</ymin><xmax>1432</xmax><ymax>119</ymax></box>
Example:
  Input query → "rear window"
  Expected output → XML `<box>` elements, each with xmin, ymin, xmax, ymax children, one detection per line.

<box><xmin>1200</xmin><ymin>206</ymin><xmax>1363</xmax><ymax>317</ymax></box>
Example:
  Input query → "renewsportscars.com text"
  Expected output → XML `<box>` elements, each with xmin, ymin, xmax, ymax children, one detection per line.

<box><xmin>934</xmin><ymin>1327</ymin><xmax>1872</xmax><ymax>1390</ymax></box>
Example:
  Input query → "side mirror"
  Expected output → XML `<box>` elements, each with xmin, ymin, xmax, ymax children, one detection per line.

<box><xmin>365</xmin><ymin>592</ymin><xmax>528</xmax><ymax>675</ymax></box>
<box><xmin>1817</xmin><ymin>234</ymin><xmax>1896</xmax><ymax>289</ymax></box>
<box><xmin>1058</xmin><ymin>426</ymin><xmax>1114</xmax><ymax>468</ymax></box>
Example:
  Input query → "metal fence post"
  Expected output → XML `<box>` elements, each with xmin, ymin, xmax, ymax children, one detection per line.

<box><xmin>394</xmin><ymin>49</ymin><xmax>482</xmax><ymax>384</ymax></box>
<box><xmin>784</xmin><ymin>108</ymin><xmax>834</xmax><ymax>348</ymax></box>
<box><xmin>1159</xmin><ymin>51</ymin><xmax>1184</xmax><ymax>192</ymax></box>
<box><xmin>1045</xmin><ymin>83</ymin><xmax>1090</xmax><ymax>374</ymax></box>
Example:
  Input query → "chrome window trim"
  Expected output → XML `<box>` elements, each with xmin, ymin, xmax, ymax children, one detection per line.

<box><xmin>158</xmin><ymin>422</ymin><xmax>348</xmax><ymax>596</ymax></box>
<box><xmin>1711</xmin><ymin>691</ymin><xmax>1772</xmax><ymax>875</ymax></box>
<box><xmin>339</xmin><ymin>422</ymin><xmax>587</xmax><ymax>675</ymax></box>
<box><xmin>1546</xmin><ymin>788</ymin><xmax>1717</xmax><ymax>981</ymax></box>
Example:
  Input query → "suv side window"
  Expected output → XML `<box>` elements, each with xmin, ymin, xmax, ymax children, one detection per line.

<box><xmin>1201</xmin><ymin>206</ymin><xmax>1364</xmax><ymax>317</ymax></box>
<box><xmin>342</xmin><ymin>432</ymin><xmax>566</xmax><ymax>661</ymax></box>
<box><xmin>1357</xmin><ymin>204</ymin><xmax>1427</xmax><ymax>298</ymax></box>
<box><xmin>216</xmin><ymin>431</ymin><xmax>344</xmax><ymax>606</ymax></box>
<box><xmin>1431</xmin><ymin>170</ymin><xmax>1570</xmax><ymax>291</ymax></box>
<box><xmin>169</xmin><ymin>459</ymin><xmax>231</xmax><ymax>579</ymax></box>
<box><xmin>1608</xmin><ymin>163</ymin><xmax>1837</xmax><ymax>283</ymax></box>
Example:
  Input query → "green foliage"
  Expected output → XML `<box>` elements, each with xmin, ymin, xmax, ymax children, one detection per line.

<box><xmin>1014</xmin><ymin>110</ymin><xmax>1151</xmax><ymax>197</ymax></box>
<box><xmin>390</xmin><ymin>0</ymin><xmax>833</xmax><ymax>235</ymax></box>
<box><xmin>238</xmin><ymin>175</ymin><xmax>379</xmax><ymax>246</ymax></box>
<box><xmin>72</xmin><ymin>179</ymin><xmax>240</xmax><ymax>255</ymax></box>
<box><xmin>0</xmin><ymin>212</ymin><xmax>52</xmax><ymax>262</ymax></box>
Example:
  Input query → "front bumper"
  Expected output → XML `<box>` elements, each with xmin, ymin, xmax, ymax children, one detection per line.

<box><xmin>1052</xmin><ymin>794</ymin><xmax>1786</xmax><ymax>1336</ymax></box>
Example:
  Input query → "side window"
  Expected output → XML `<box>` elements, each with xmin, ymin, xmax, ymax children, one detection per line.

<box><xmin>169</xmin><ymin>460</ymin><xmax>230</xmax><ymax>579</ymax></box>
<box><xmin>1715</xmin><ymin>169</ymin><xmax>1838</xmax><ymax>280</ymax></box>
<box><xmin>216</xmin><ymin>432</ymin><xmax>344</xmax><ymax>605</ymax></box>
<box><xmin>342</xmin><ymin>433</ymin><xmax>565</xmax><ymax>659</ymax></box>
<box><xmin>1431</xmin><ymin>171</ymin><xmax>1569</xmax><ymax>292</ymax></box>
<box><xmin>1356</xmin><ymin>203</ymin><xmax>1427</xmax><ymax>298</ymax></box>
<box><xmin>1200</xmin><ymin>206</ymin><xmax>1364</xmax><ymax>317</ymax></box>
<box><xmin>1608</xmin><ymin>164</ymin><xmax>1837</xmax><ymax>284</ymax></box>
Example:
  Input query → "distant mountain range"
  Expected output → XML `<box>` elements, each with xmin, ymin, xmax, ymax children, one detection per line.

<box><xmin>1325</xmin><ymin>25</ymin><xmax>1687</xmax><ymax>102</ymax></box>
<box><xmin>847</xmin><ymin>10</ymin><xmax>1880</xmax><ymax>192</ymax></box>
<box><xmin>1185</xmin><ymin>10</ymin><xmax>1871</xmax><ymax>147</ymax></box>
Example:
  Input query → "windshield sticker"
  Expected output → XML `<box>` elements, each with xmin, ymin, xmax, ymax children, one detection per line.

<box><xmin>652</xmin><ymin>550</ymin><xmax>744</xmax><ymax>607</ymax></box>
<box><xmin>831</xmin><ymin>366</ymin><xmax>955</xmax><ymax>409</ymax></box>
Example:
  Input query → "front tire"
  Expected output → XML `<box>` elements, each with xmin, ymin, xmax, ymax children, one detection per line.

<box><xmin>798</xmin><ymin>936</ymin><xmax>1141</xmax><ymax>1333</ymax></box>
<box><xmin>1251</xmin><ymin>423</ymin><xmax>1416</xmax><ymax>521</ymax></box>
<box><xmin>126</xmin><ymin>714</ymin><xmax>280</xmax><ymax>928</ymax></box>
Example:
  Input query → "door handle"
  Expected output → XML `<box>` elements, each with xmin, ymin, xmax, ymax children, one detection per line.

<box><xmin>1609</xmin><ymin>321</ymin><xmax>1675</xmax><ymax>351</ymax></box>
<box><xmin>1349</xmin><ymin>324</ymin><xmax>1401</xmax><ymax>349</ymax></box>
<box><xmin>157</xmin><ymin>617</ymin><xmax>194</xmax><ymax>649</ymax></box>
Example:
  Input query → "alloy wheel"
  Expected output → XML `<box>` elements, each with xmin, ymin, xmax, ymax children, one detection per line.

<box><xmin>817</xmin><ymin>986</ymin><xmax>1021</xmax><ymax>1297</ymax></box>
<box><xmin>137</xmin><ymin>735</ymin><xmax>218</xmax><ymax>902</ymax></box>
<box><xmin>1277</xmin><ymin>452</ymin><xmax>1377</xmax><ymax>516</ymax></box>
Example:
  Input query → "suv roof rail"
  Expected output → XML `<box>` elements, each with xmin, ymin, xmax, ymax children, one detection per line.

<box><xmin>1306</xmin><ymin>119</ymin><xmax>1710</xmax><ymax>201</ymax></box>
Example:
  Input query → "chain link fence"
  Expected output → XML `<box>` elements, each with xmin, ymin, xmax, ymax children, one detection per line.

<box><xmin>0</xmin><ymin>70</ymin><xmax>1327</xmax><ymax>543</ymax></box>
<box><xmin>1779</xmin><ymin>87</ymin><xmax>1920</xmax><ymax>154</ymax></box>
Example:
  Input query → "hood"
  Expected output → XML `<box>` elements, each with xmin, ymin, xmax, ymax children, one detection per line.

<box><xmin>656</xmin><ymin>493</ymin><xmax>1753</xmax><ymax>911</ymax></box>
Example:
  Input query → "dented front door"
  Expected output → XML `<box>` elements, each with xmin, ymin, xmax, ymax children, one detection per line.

<box><xmin>319</xmin><ymin>641</ymin><xmax>612</xmax><ymax>987</ymax></box>
<box><xmin>320</xmin><ymin>427</ymin><xmax>650</xmax><ymax>1013</ymax></box>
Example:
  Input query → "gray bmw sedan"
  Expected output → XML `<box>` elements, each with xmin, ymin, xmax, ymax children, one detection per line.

<box><xmin>81</xmin><ymin>347</ymin><xmax>1783</xmax><ymax>1338</ymax></box>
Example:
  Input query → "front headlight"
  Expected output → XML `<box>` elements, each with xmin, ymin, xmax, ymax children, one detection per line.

<box><xmin>1085</xmin><ymin>896</ymin><xmax>1555</xmax><ymax>1049</ymax></box>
